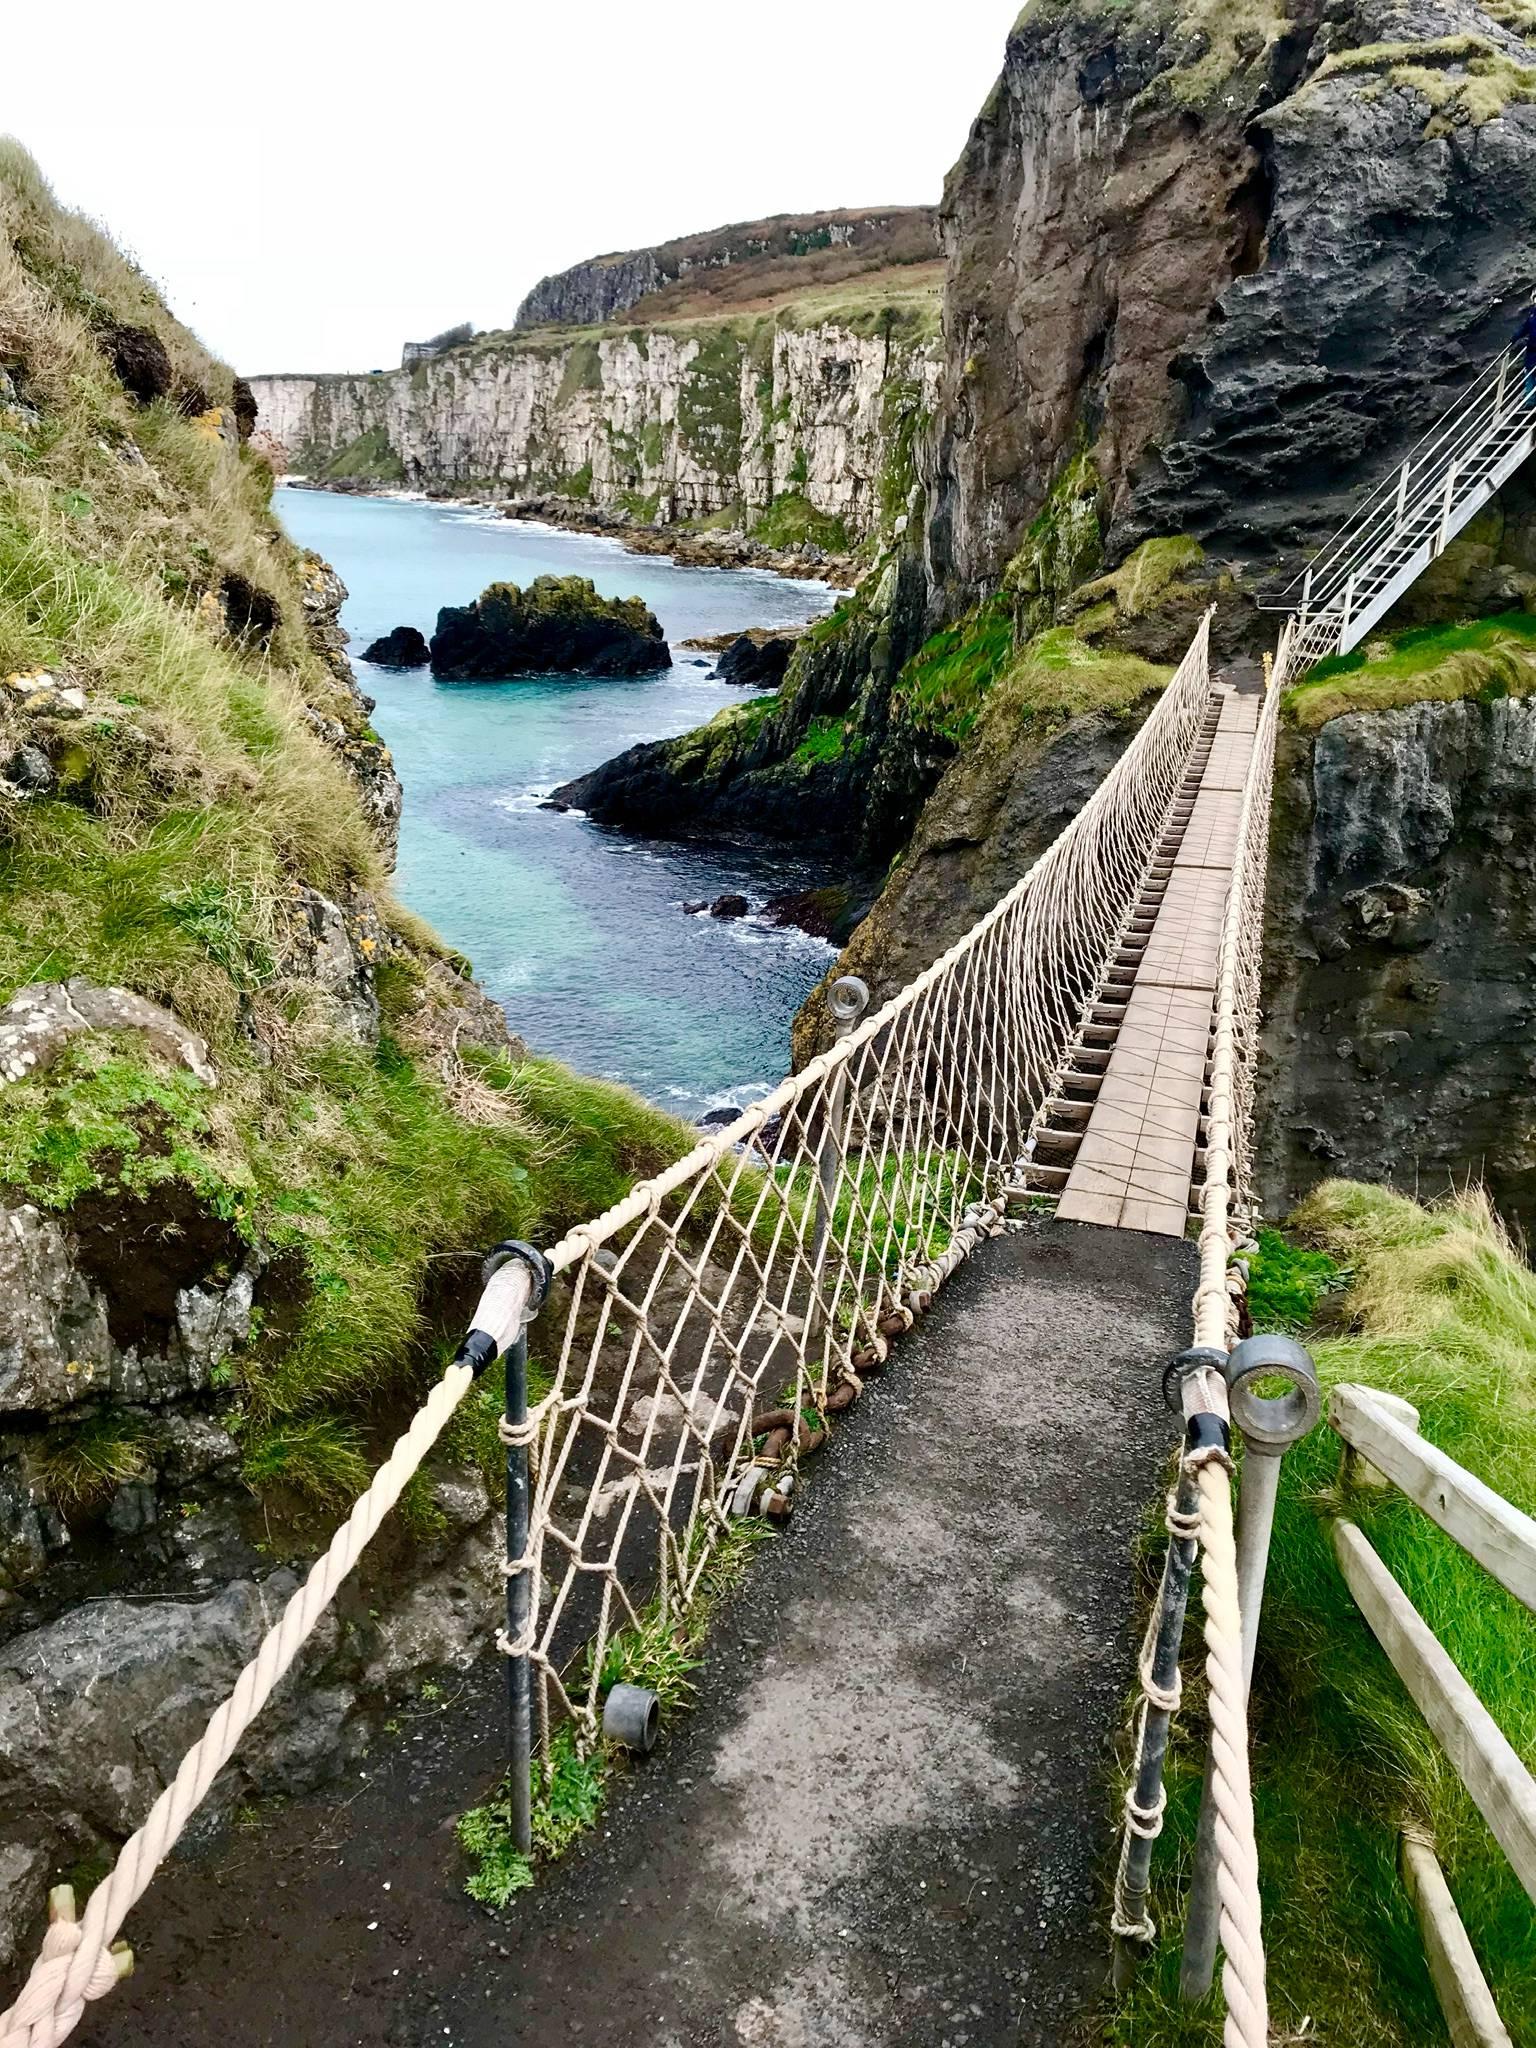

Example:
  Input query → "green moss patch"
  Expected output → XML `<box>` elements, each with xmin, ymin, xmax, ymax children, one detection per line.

<box><xmin>1003</xmin><ymin>451</ymin><xmax>1103</xmax><ymax>634</ymax></box>
<box><xmin>894</xmin><ymin>597</ymin><xmax>1017</xmax><ymax>743</ymax></box>
<box><xmin>1285</xmin><ymin>611</ymin><xmax>1536</xmax><ymax>729</ymax></box>
<box><xmin>321</xmin><ymin>425</ymin><xmax>405</xmax><ymax>485</ymax></box>
<box><xmin>751</xmin><ymin>491</ymin><xmax>848</xmax><ymax>554</ymax></box>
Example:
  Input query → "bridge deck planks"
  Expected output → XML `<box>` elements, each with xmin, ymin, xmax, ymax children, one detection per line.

<box><xmin>1057</xmin><ymin>683</ymin><xmax>1259</xmax><ymax>1238</ymax></box>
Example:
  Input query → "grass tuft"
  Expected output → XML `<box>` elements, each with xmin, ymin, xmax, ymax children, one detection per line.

<box><xmin>1286</xmin><ymin>611</ymin><xmax>1536</xmax><ymax>729</ymax></box>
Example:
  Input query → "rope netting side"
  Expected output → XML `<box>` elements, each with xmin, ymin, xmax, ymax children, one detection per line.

<box><xmin>1112</xmin><ymin>640</ymin><xmax>1285</xmax><ymax>2048</ymax></box>
<box><xmin>0</xmin><ymin>1258</ymin><xmax>535</xmax><ymax>2048</ymax></box>
<box><xmin>517</xmin><ymin>616</ymin><xmax>1216</xmax><ymax>1751</ymax></box>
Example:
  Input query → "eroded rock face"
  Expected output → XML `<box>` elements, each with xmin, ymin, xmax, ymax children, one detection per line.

<box><xmin>294</xmin><ymin>551</ymin><xmax>404</xmax><ymax>867</ymax></box>
<box><xmin>1259</xmin><ymin>697</ymin><xmax>1536</xmax><ymax>1227</ymax></box>
<box><xmin>0</xmin><ymin>1201</ymin><xmax>257</xmax><ymax>1417</ymax></box>
<box><xmin>928</xmin><ymin>0</ymin><xmax>1536</xmax><ymax>600</ymax></box>
<box><xmin>249</xmin><ymin>315</ymin><xmax>938</xmax><ymax>546</ymax></box>
<box><xmin>277</xmin><ymin>888</ymin><xmax>382</xmax><ymax>1044</ymax></box>
<box><xmin>0</xmin><ymin>979</ymin><xmax>216</xmax><ymax>1086</ymax></box>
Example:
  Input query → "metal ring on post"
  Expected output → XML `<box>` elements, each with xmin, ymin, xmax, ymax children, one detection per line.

<box><xmin>1162</xmin><ymin>1345</ymin><xmax>1228</xmax><ymax>1413</ymax></box>
<box><xmin>483</xmin><ymin>1238</ymin><xmax>552</xmax><ymax>1313</ymax></box>
<box><xmin>1223</xmin><ymin>1333</ymin><xmax>1321</xmax><ymax>1453</ymax></box>
<box><xmin>829</xmin><ymin>974</ymin><xmax>870</xmax><ymax>1032</ymax></box>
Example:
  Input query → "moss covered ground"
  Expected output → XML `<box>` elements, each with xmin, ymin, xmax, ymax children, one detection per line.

<box><xmin>1285</xmin><ymin>610</ymin><xmax>1536</xmax><ymax>728</ymax></box>
<box><xmin>0</xmin><ymin>140</ymin><xmax>691</xmax><ymax>1526</ymax></box>
<box><xmin>1108</xmin><ymin>1183</ymin><xmax>1536</xmax><ymax>2045</ymax></box>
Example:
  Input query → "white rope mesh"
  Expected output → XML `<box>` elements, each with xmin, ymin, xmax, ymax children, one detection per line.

<box><xmin>518</xmin><ymin>614</ymin><xmax>1216</xmax><ymax>1749</ymax></box>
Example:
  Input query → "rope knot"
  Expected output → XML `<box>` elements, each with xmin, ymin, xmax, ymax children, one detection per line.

<box><xmin>0</xmin><ymin>1887</ymin><xmax>131</xmax><ymax>2048</ymax></box>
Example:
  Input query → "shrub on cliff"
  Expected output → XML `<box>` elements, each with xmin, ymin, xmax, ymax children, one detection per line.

<box><xmin>429</xmin><ymin>574</ymin><xmax>670</xmax><ymax>680</ymax></box>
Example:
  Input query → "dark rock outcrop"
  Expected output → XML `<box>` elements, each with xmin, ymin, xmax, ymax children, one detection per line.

<box><xmin>361</xmin><ymin>625</ymin><xmax>430</xmax><ymax>669</ymax></box>
<box><xmin>430</xmin><ymin>576</ymin><xmax>670</xmax><ymax>681</ymax></box>
<box><xmin>230</xmin><ymin>375</ymin><xmax>258</xmax><ymax>442</ymax></box>
<box><xmin>715</xmin><ymin>635</ymin><xmax>793</xmax><ymax>689</ymax></box>
<box><xmin>709</xmin><ymin>894</ymin><xmax>749</xmax><ymax>919</ymax></box>
<box><xmin>554</xmin><ymin>550</ymin><xmax>939</xmax><ymax>857</ymax></box>
<box><xmin>97</xmin><ymin>322</ymin><xmax>172</xmax><ymax>406</ymax></box>
<box><xmin>1259</xmin><ymin>694</ymin><xmax>1536</xmax><ymax>1231</ymax></box>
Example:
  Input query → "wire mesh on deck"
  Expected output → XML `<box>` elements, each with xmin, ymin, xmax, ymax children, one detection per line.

<box><xmin>517</xmin><ymin>614</ymin><xmax>1216</xmax><ymax>1751</ymax></box>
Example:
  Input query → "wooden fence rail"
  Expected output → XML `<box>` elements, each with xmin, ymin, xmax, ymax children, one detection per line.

<box><xmin>1326</xmin><ymin>1383</ymin><xmax>1536</xmax><ymax>2046</ymax></box>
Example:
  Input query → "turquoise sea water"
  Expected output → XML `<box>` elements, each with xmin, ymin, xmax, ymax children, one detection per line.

<box><xmin>273</xmin><ymin>489</ymin><xmax>838</xmax><ymax>1116</ymax></box>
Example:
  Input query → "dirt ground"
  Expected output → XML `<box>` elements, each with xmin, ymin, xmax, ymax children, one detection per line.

<box><xmin>82</xmin><ymin>1218</ymin><xmax>1196</xmax><ymax>2048</ymax></box>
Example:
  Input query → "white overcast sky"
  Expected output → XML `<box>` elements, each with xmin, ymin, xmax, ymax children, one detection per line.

<box><xmin>1</xmin><ymin>0</ymin><xmax>1013</xmax><ymax>376</ymax></box>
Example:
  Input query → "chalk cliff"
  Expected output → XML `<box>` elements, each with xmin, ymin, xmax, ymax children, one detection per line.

<box><xmin>251</xmin><ymin>300</ymin><xmax>939</xmax><ymax>553</ymax></box>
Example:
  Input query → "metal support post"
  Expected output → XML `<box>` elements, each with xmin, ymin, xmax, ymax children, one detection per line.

<box><xmin>1180</xmin><ymin>1334</ymin><xmax>1319</xmax><ymax>2002</ymax></box>
<box><xmin>1110</xmin><ymin>1347</ymin><xmax>1227</xmax><ymax>1991</ymax></box>
<box><xmin>454</xmin><ymin>1238</ymin><xmax>551</xmax><ymax>1857</ymax></box>
<box><xmin>1395</xmin><ymin>459</ymin><xmax>1411</xmax><ymax>524</ymax></box>
<box><xmin>810</xmin><ymin>976</ymin><xmax>869</xmax><ymax>1277</ymax></box>
<box><xmin>1438</xmin><ymin>462</ymin><xmax>1458</xmax><ymax>551</ymax></box>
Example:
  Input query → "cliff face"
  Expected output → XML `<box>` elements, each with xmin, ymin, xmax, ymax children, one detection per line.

<box><xmin>251</xmin><ymin>311</ymin><xmax>939</xmax><ymax>548</ymax></box>
<box><xmin>513</xmin><ymin>208</ymin><xmax>938</xmax><ymax>329</ymax></box>
<box><xmin>1260</xmin><ymin>681</ymin><xmax>1536</xmax><ymax>1231</ymax></box>
<box><xmin>928</xmin><ymin>0</ymin><xmax>1536</xmax><ymax>605</ymax></box>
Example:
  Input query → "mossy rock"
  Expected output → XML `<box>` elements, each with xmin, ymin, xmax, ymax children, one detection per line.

<box><xmin>429</xmin><ymin>576</ymin><xmax>671</xmax><ymax>680</ymax></box>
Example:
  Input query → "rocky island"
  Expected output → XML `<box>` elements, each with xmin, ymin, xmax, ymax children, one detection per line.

<box><xmin>360</xmin><ymin>624</ymin><xmax>429</xmax><ymax>669</ymax></box>
<box><xmin>428</xmin><ymin>574</ymin><xmax>670</xmax><ymax>680</ymax></box>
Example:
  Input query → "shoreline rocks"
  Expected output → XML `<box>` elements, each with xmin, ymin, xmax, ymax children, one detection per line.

<box><xmin>361</xmin><ymin>625</ymin><xmax>429</xmax><ymax>669</ymax></box>
<box><xmin>714</xmin><ymin>635</ymin><xmax>794</xmax><ymax>689</ymax></box>
<box><xmin>429</xmin><ymin>575</ymin><xmax>670</xmax><ymax>681</ymax></box>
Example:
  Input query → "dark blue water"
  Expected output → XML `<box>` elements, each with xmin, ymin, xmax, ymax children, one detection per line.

<box><xmin>273</xmin><ymin>489</ymin><xmax>837</xmax><ymax>1116</ymax></box>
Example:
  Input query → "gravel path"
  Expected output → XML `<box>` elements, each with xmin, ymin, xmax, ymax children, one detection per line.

<box><xmin>87</xmin><ymin>1217</ymin><xmax>1195</xmax><ymax>2048</ymax></box>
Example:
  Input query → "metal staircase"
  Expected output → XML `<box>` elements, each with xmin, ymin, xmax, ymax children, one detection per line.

<box><xmin>1268</xmin><ymin>341</ymin><xmax>1536</xmax><ymax>673</ymax></box>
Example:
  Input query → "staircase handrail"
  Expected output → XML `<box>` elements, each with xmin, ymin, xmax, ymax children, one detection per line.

<box><xmin>1258</xmin><ymin>342</ymin><xmax>1529</xmax><ymax>616</ymax></box>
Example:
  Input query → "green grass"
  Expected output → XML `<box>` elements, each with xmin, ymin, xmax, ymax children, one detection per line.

<box><xmin>894</xmin><ymin>596</ymin><xmax>1016</xmax><ymax>742</ymax></box>
<box><xmin>1110</xmin><ymin>1182</ymin><xmax>1536</xmax><ymax>2045</ymax></box>
<box><xmin>792</xmin><ymin>712</ymin><xmax>855</xmax><ymax>765</ymax></box>
<box><xmin>1243</xmin><ymin>1224</ymin><xmax>1346</xmax><ymax>1333</ymax></box>
<box><xmin>1286</xmin><ymin>611</ymin><xmax>1536</xmax><ymax>729</ymax></box>
<box><xmin>29</xmin><ymin>1407</ymin><xmax>153</xmax><ymax>1511</ymax></box>
<box><xmin>751</xmin><ymin>490</ymin><xmax>849</xmax><ymax>555</ymax></box>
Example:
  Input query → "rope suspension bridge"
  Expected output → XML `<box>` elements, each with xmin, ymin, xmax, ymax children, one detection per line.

<box><xmin>4</xmin><ymin>339</ymin><xmax>1533</xmax><ymax>2048</ymax></box>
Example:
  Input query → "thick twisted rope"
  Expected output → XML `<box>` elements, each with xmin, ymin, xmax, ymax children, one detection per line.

<box><xmin>1183</xmin><ymin>647</ymin><xmax>1285</xmax><ymax>2048</ymax></box>
<box><xmin>1196</xmin><ymin>1460</ymin><xmax>1268</xmax><ymax>2048</ymax></box>
<box><xmin>0</xmin><ymin>1357</ymin><xmax>485</xmax><ymax>2048</ymax></box>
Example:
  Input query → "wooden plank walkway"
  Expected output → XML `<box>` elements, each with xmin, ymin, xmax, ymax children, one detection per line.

<box><xmin>1057</xmin><ymin>686</ymin><xmax>1259</xmax><ymax>1237</ymax></box>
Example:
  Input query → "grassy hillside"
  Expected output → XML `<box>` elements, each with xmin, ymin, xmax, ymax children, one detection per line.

<box><xmin>0</xmin><ymin>140</ymin><xmax>688</xmax><ymax>1529</ymax></box>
